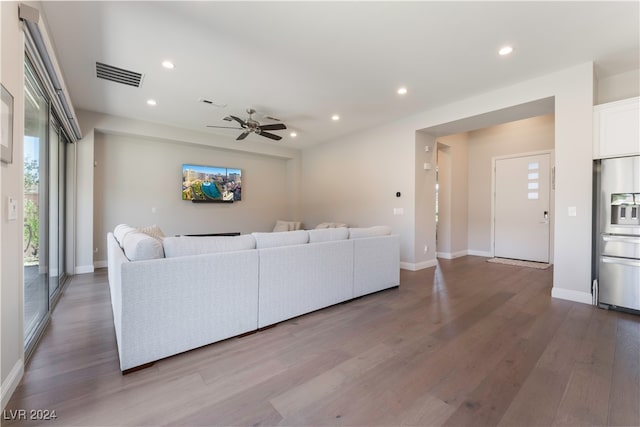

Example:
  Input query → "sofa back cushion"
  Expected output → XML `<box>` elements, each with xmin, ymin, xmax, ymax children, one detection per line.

<box><xmin>114</xmin><ymin>224</ymin><xmax>137</xmax><ymax>247</ymax></box>
<box><xmin>308</xmin><ymin>227</ymin><xmax>349</xmax><ymax>243</ymax></box>
<box><xmin>114</xmin><ymin>223</ymin><xmax>166</xmax><ymax>248</ymax></box>
<box><xmin>348</xmin><ymin>226</ymin><xmax>392</xmax><ymax>239</ymax></box>
<box><xmin>253</xmin><ymin>230</ymin><xmax>309</xmax><ymax>249</ymax></box>
<box><xmin>122</xmin><ymin>231</ymin><xmax>165</xmax><ymax>261</ymax></box>
<box><xmin>163</xmin><ymin>234</ymin><xmax>256</xmax><ymax>258</ymax></box>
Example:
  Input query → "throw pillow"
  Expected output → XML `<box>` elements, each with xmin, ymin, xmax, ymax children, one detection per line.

<box><xmin>315</xmin><ymin>222</ymin><xmax>348</xmax><ymax>229</ymax></box>
<box><xmin>273</xmin><ymin>220</ymin><xmax>290</xmax><ymax>232</ymax></box>
<box><xmin>273</xmin><ymin>220</ymin><xmax>303</xmax><ymax>232</ymax></box>
<box><xmin>137</xmin><ymin>224</ymin><xmax>165</xmax><ymax>240</ymax></box>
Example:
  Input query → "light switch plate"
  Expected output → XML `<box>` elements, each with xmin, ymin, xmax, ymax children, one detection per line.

<box><xmin>8</xmin><ymin>197</ymin><xmax>18</xmax><ymax>221</ymax></box>
<box><xmin>568</xmin><ymin>206</ymin><xmax>577</xmax><ymax>217</ymax></box>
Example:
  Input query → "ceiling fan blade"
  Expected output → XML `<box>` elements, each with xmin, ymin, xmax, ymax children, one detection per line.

<box><xmin>259</xmin><ymin>131</ymin><xmax>283</xmax><ymax>141</ymax></box>
<box><xmin>207</xmin><ymin>125</ymin><xmax>243</xmax><ymax>130</ymax></box>
<box><xmin>259</xmin><ymin>123</ymin><xmax>287</xmax><ymax>131</ymax></box>
<box><xmin>228</xmin><ymin>115</ymin><xmax>247</xmax><ymax>128</ymax></box>
<box><xmin>236</xmin><ymin>131</ymin><xmax>250</xmax><ymax>141</ymax></box>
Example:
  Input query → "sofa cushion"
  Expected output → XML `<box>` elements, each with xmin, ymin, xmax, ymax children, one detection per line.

<box><xmin>163</xmin><ymin>235</ymin><xmax>256</xmax><ymax>258</ymax></box>
<box><xmin>253</xmin><ymin>230</ymin><xmax>309</xmax><ymax>249</ymax></box>
<box><xmin>122</xmin><ymin>231</ymin><xmax>165</xmax><ymax>261</ymax></box>
<box><xmin>308</xmin><ymin>227</ymin><xmax>349</xmax><ymax>243</ymax></box>
<box><xmin>114</xmin><ymin>224</ymin><xmax>137</xmax><ymax>247</ymax></box>
<box><xmin>315</xmin><ymin>222</ymin><xmax>348</xmax><ymax>229</ymax></box>
<box><xmin>348</xmin><ymin>226</ymin><xmax>392</xmax><ymax>239</ymax></box>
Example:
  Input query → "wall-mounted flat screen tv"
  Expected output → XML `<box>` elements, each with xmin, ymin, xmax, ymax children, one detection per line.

<box><xmin>182</xmin><ymin>164</ymin><xmax>242</xmax><ymax>202</ymax></box>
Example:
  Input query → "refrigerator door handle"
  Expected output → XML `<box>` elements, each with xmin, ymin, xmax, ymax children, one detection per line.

<box><xmin>601</xmin><ymin>256</ymin><xmax>640</xmax><ymax>268</ymax></box>
<box><xmin>602</xmin><ymin>235</ymin><xmax>640</xmax><ymax>244</ymax></box>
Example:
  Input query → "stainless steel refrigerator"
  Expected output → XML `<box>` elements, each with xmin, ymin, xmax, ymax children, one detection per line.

<box><xmin>594</xmin><ymin>155</ymin><xmax>640</xmax><ymax>313</ymax></box>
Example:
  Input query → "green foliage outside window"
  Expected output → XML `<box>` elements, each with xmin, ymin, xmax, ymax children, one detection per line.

<box><xmin>23</xmin><ymin>158</ymin><xmax>39</xmax><ymax>264</ymax></box>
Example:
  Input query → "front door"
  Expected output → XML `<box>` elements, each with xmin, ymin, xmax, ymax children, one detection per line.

<box><xmin>494</xmin><ymin>153</ymin><xmax>551</xmax><ymax>263</ymax></box>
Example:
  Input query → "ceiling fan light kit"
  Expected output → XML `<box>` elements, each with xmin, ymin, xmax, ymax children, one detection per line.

<box><xmin>208</xmin><ymin>108</ymin><xmax>287</xmax><ymax>141</ymax></box>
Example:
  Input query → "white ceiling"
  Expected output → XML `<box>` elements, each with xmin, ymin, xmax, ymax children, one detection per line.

<box><xmin>41</xmin><ymin>1</ymin><xmax>639</xmax><ymax>149</ymax></box>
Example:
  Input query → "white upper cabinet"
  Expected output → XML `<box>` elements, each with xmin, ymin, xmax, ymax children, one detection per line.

<box><xmin>593</xmin><ymin>97</ymin><xmax>640</xmax><ymax>159</ymax></box>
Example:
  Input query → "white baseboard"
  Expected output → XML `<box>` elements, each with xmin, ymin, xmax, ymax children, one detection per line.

<box><xmin>436</xmin><ymin>250</ymin><xmax>468</xmax><ymax>260</ymax></box>
<box><xmin>400</xmin><ymin>259</ymin><xmax>438</xmax><ymax>271</ymax></box>
<box><xmin>551</xmin><ymin>287</ymin><xmax>593</xmax><ymax>305</ymax></box>
<box><xmin>75</xmin><ymin>264</ymin><xmax>95</xmax><ymax>274</ymax></box>
<box><xmin>467</xmin><ymin>250</ymin><xmax>492</xmax><ymax>258</ymax></box>
<box><xmin>402</xmin><ymin>250</ymin><xmax>489</xmax><ymax>270</ymax></box>
<box><xmin>94</xmin><ymin>260</ymin><xmax>107</xmax><ymax>269</ymax></box>
<box><xmin>1</xmin><ymin>359</ymin><xmax>23</xmax><ymax>410</ymax></box>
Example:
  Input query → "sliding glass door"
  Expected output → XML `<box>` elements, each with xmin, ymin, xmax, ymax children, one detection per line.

<box><xmin>48</xmin><ymin>116</ymin><xmax>67</xmax><ymax>297</ymax></box>
<box><xmin>23</xmin><ymin>58</ymin><xmax>68</xmax><ymax>355</ymax></box>
<box><xmin>23</xmin><ymin>60</ymin><xmax>50</xmax><ymax>349</ymax></box>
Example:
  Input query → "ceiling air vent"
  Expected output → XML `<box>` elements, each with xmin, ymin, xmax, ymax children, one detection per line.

<box><xmin>198</xmin><ymin>98</ymin><xmax>227</xmax><ymax>108</ymax></box>
<box><xmin>96</xmin><ymin>62</ymin><xmax>143</xmax><ymax>87</ymax></box>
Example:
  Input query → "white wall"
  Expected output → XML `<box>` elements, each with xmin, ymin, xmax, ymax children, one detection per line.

<box><xmin>436</xmin><ymin>144</ymin><xmax>452</xmax><ymax>256</ymax></box>
<box><xmin>299</xmin><ymin>123</ymin><xmax>417</xmax><ymax>263</ymax></box>
<box><xmin>596</xmin><ymin>68</ymin><xmax>640</xmax><ymax>104</ymax></box>
<box><xmin>93</xmin><ymin>132</ymin><xmax>292</xmax><ymax>265</ymax></box>
<box><xmin>77</xmin><ymin>110</ymin><xmax>301</xmax><ymax>271</ymax></box>
<box><xmin>1</xmin><ymin>1</ymin><xmax>25</xmax><ymax>409</ymax></box>
<box><xmin>414</xmin><ymin>131</ymin><xmax>437</xmax><ymax>269</ymax></box>
<box><xmin>436</xmin><ymin>132</ymin><xmax>469</xmax><ymax>259</ymax></box>
<box><xmin>466</xmin><ymin>115</ymin><xmax>555</xmax><ymax>255</ymax></box>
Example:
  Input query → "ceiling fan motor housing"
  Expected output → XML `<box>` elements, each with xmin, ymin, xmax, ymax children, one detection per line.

<box><xmin>246</xmin><ymin>118</ymin><xmax>260</xmax><ymax>130</ymax></box>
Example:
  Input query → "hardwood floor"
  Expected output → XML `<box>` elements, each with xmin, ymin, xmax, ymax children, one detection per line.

<box><xmin>5</xmin><ymin>256</ymin><xmax>639</xmax><ymax>426</ymax></box>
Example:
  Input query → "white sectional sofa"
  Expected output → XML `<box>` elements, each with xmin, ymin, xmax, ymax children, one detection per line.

<box><xmin>107</xmin><ymin>225</ymin><xmax>399</xmax><ymax>372</ymax></box>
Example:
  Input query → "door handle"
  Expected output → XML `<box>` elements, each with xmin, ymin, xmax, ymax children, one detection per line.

<box><xmin>540</xmin><ymin>211</ymin><xmax>549</xmax><ymax>224</ymax></box>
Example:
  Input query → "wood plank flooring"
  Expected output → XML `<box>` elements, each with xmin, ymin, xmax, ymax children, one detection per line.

<box><xmin>4</xmin><ymin>256</ymin><xmax>639</xmax><ymax>426</ymax></box>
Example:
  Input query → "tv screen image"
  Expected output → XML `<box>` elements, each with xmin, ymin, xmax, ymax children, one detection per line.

<box><xmin>182</xmin><ymin>164</ymin><xmax>242</xmax><ymax>201</ymax></box>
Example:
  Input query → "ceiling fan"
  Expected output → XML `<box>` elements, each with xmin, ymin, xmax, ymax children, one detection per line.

<box><xmin>207</xmin><ymin>108</ymin><xmax>287</xmax><ymax>141</ymax></box>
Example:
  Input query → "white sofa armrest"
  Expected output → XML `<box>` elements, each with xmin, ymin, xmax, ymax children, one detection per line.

<box><xmin>117</xmin><ymin>250</ymin><xmax>259</xmax><ymax>371</ymax></box>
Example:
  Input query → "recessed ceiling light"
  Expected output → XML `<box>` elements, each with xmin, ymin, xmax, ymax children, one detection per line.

<box><xmin>146</xmin><ymin>99</ymin><xmax>157</xmax><ymax>106</ymax></box>
<box><xmin>397</xmin><ymin>87</ymin><xmax>408</xmax><ymax>95</ymax></box>
<box><xmin>331</xmin><ymin>114</ymin><xmax>340</xmax><ymax>121</ymax></box>
<box><xmin>162</xmin><ymin>60</ymin><xmax>175</xmax><ymax>69</ymax></box>
<box><xmin>290</xmin><ymin>132</ymin><xmax>297</xmax><ymax>138</ymax></box>
<box><xmin>498</xmin><ymin>46</ymin><xmax>514</xmax><ymax>56</ymax></box>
